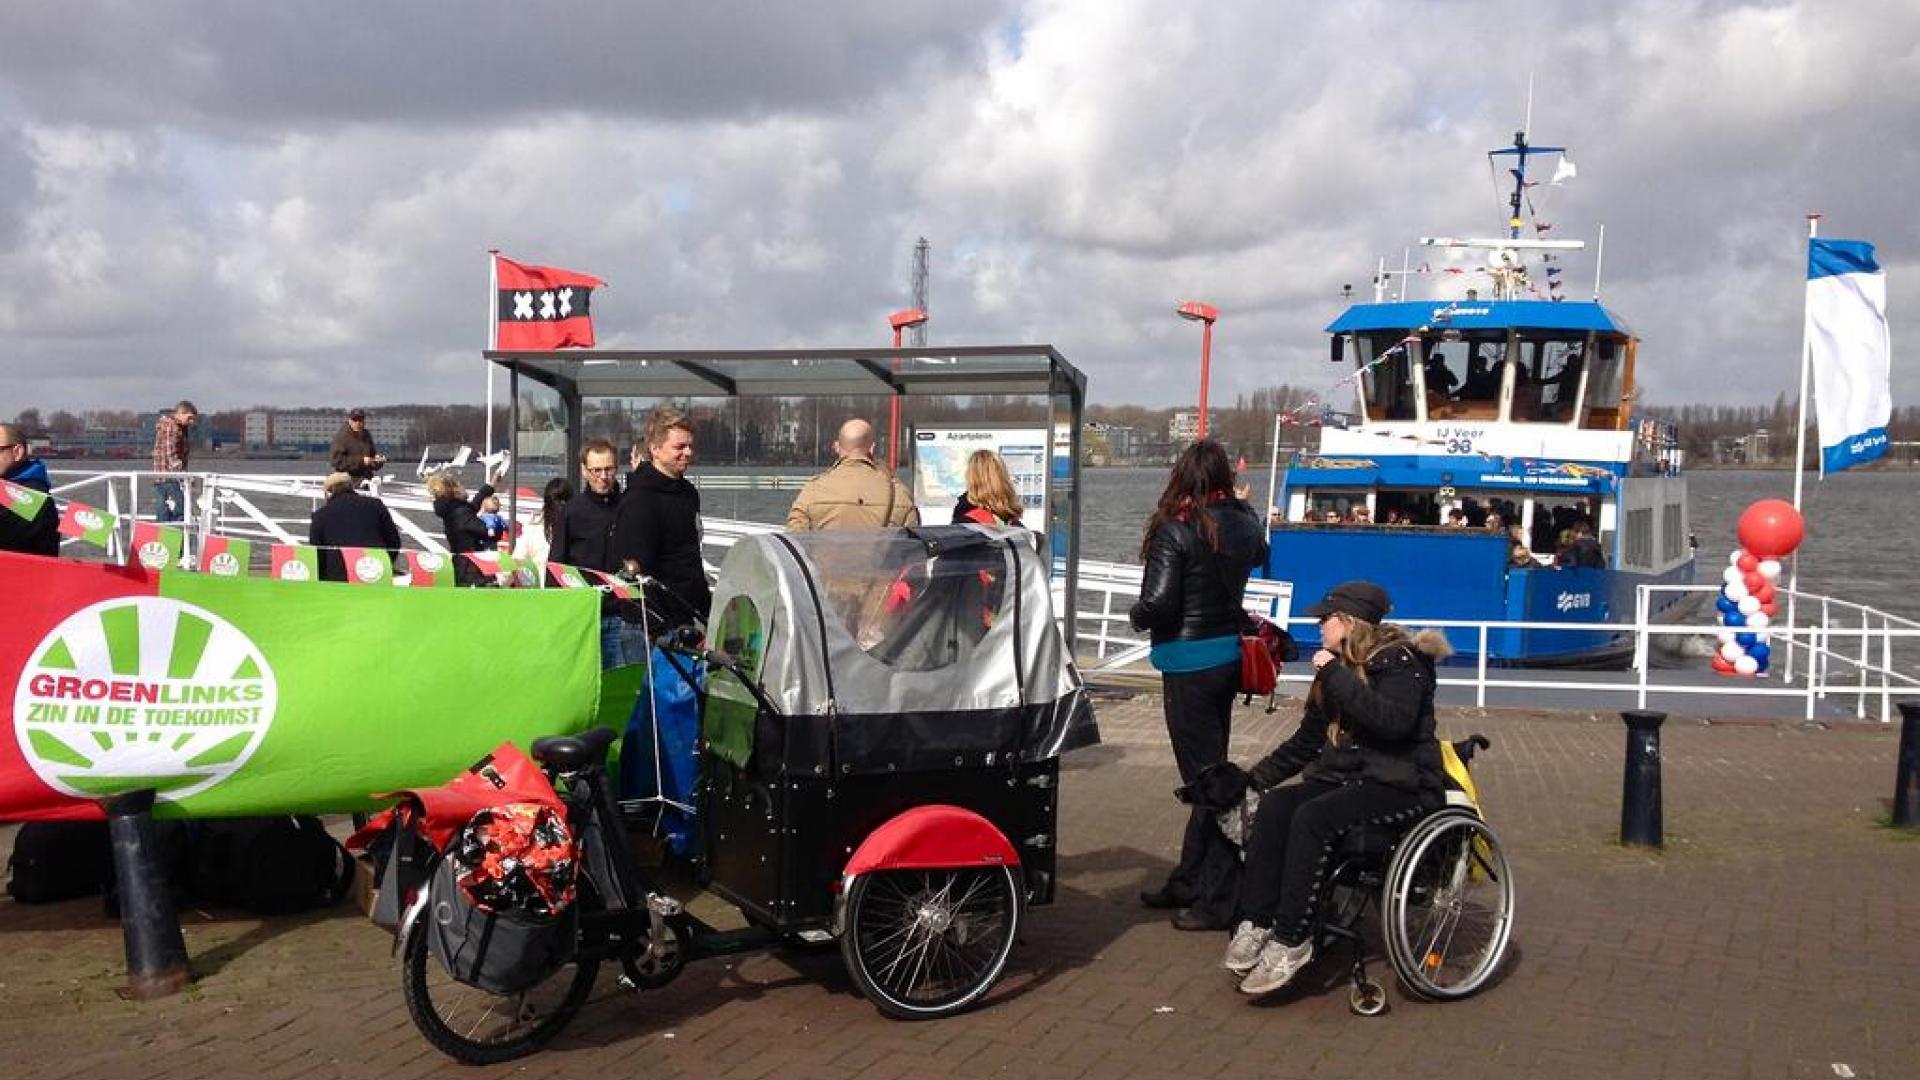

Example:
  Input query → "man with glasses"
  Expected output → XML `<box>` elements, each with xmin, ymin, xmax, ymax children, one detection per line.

<box><xmin>150</xmin><ymin>400</ymin><xmax>198</xmax><ymax>522</ymax></box>
<box><xmin>0</xmin><ymin>423</ymin><xmax>60</xmax><ymax>556</ymax></box>
<box><xmin>552</xmin><ymin>438</ymin><xmax>638</xmax><ymax>667</ymax></box>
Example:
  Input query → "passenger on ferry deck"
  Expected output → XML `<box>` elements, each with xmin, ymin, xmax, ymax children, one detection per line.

<box><xmin>1554</xmin><ymin>518</ymin><xmax>1607</xmax><ymax>569</ymax></box>
<box><xmin>1446</xmin><ymin>508</ymin><xmax>1468</xmax><ymax>527</ymax></box>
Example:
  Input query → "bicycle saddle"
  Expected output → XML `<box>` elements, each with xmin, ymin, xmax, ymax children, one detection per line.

<box><xmin>531</xmin><ymin>726</ymin><xmax>618</xmax><ymax>770</ymax></box>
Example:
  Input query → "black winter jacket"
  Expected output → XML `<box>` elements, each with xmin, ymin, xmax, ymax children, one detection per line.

<box><xmin>434</xmin><ymin>483</ymin><xmax>495</xmax><ymax>586</ymax></box>
<box><xmin>308</xmin><ymin>489</ymin><xmax>403</xmax><ymax>583</ymax></box>
<box><xmin>0</xmin><ymin>457</ymin><xmax>60</xmax><ymax>558</ymax></box>
<box><xmin>1248</xmin><ymin>627</ymin><xmax>1452</xmax><ymax>799</ymax></box>
<box><xmin>1127</xmin><ymin>500</ymin><xmax>1267</xmax><ymax>643</ymax></box>
<box><xmin>613</xmin><ymin>463</ymin><xmax>711</xmax><ymax>622</ymax></box>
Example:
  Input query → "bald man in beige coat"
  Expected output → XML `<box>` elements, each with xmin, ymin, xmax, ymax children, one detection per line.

<box><xmin>786</xmin><ymin>419</ymin><xmax>920</xmax><ymax>530</ymax></box>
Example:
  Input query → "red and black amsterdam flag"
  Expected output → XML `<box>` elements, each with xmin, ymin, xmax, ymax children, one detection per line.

<box><xmin>493</xmin><ymin>253</ymin><xmax>605</xmax><ymax>349</ymax></box>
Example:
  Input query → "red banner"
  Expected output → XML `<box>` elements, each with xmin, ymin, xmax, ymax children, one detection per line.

<box><xmin>494</xmin><ymin>253</ymin><xmax>603</xmax><ymax>350</ymax></box>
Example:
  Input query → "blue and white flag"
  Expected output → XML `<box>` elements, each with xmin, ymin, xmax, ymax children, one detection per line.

<box><xmin>1806</xmin><ymin>238</ymin><xmax>1891</xmax><ymax>475</ymax></box>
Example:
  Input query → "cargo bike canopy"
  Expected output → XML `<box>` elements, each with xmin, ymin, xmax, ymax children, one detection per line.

<box><xmin>701</xmin><ymin>525</ymin><xmax>1097</xmax><ymax>777</ymax></box>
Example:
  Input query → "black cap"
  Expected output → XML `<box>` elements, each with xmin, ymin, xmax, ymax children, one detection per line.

<box><xmin>348</xmin><ymin>408</ymin><xmax>366</xmax><ymax>420</ymax></box>
<box><xmin>1303</xmin><ymin>580</ymin><xmax>1391</xmax><ymax>623</ymax></box>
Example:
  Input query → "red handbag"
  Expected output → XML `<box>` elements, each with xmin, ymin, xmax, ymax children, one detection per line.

<box><xmin>1238</xmin><ymin>617</ymin><xmax>1296</xmax><ymax>705</ymax></box>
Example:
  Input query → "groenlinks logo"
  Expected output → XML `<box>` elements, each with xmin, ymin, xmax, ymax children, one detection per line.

<box><xmin>276</xmin><ymin>559</ymin><xmax>311</xmax><ymax>582</ymax></box>
<box><xmin>206</xmin><ymin>552</ymin><xmax>242</xmax><ymax>577</ymax></box>
<box><xmin>137</xmin><ymin>540</ymin><xmax>172</xmax><ymax>570</ymax></box>
<box><xmin>353</xmin><ymin>554</ymin><xmax>385</xmax><ymax>583</ymax></box>
<box><xmin>74</xmin><ymin>509</ymin><xmax>106</xmax><ymax>532</ymax></box>
<box><xmin>13</xmin><ymin>596</ymin><xmax>277</xmax><ymax>802</ymax></box>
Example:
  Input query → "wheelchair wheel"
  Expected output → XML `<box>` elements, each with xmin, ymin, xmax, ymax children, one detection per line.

<box><xmin>841</xmin><ymin>865</ymin><xmax>1021</xmax><ymax>1020</ymax></box>
<box><xmin>400</xmin><ymin>894</ymin><xmax>601</xmax><ymax>1065</ymax></box>
<box><xmin>1380</xmin><ymin>809</ymin><xmax>1512</xmax><ymax>1001</ymax></box>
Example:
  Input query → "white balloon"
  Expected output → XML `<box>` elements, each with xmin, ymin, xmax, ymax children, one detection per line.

<box><xmin>1729</xmin><ymin>548</ymin><xmax>1747</xmax><ymax>567</ymax></box>
<box><xmin>1758</xmin><ymin>559</ymin><xmax>1783</xmax><ymax>581</ymax></box>
<box><xmin>1722</xmin><ymin>566</ymin><xmax>1744</xmax><ymax>585</ymax></box>
<box><xmin>1738</xmin><ymin>595</ymin><xmax>1761</xmax><ymax>615</ymax></box>
<box><xmin>1717</xmin><ymin>628</ymin><xmax>1736</xmax><ymax>645</ymax></box>
<box><xmin>1720</xmin><ymin>641</ymin><xmax>1745</xmax><ymax>661</ymax></box>
<box><xmin>1725</xmin><ymin>579</ymin><xmax>1751</xmax><ymax>602</ymax></box>
<box><xmin>1747</xmin><ymin>612</ymin><xmax>1770</xmax><ymax>630</ymax></box>
<box><xmin>1734</xmin><ymin>655</ymin><xmax>1759</xmax><ymax>675</ymax></box>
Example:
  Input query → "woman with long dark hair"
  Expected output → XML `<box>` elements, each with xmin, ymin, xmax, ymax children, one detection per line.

<box><xmin>1128</xmin><ymin>439</ymin><xmax>1268</xmax><ymax>930</ymax></box>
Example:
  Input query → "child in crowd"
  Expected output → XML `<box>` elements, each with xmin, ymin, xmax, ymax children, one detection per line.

<box><xmin>477</xmin><ymin>492</ymin><xmax>508</xmax><ymax>546</ymax></box>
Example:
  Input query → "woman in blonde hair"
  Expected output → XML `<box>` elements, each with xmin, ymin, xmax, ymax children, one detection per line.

<box><xmin>953</xmin><ymin>449</ymin><xmax>1026</xmax><ymax>528</ymax></box>
<box><xmin>1221</xmin><ymin>580</ymin><xmax>1452</xmax><ymax>997</ymax></box>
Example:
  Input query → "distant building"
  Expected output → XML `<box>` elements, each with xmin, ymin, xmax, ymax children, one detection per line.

<box><xmin>243</xmin><ymin>410</ymin><xmax>417</xmax><ymax>453</ymax></box>
<box><xmin>1744</xmin><ymin>428</ymin><xmax>1771</xmax><ymax>464</ymax></box>
<box><xmin>1169</xmin><ymin>410</ymin><xmax>1200</xmax><ymax>445</ymax></box>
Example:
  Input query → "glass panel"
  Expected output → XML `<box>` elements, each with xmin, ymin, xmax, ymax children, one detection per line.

<box><xmin>796</xmin><ymin>532</ymin><xmax>1012</xmax><ymax>671</ymax></box>
<box><xmin>703</xmin><ymin>594</ymin><xmax>767</xmax><ymax>769</ymax></box>
<box><xmin>1511</xmin><ymin>334</ymin><xmax>1587</xmax><ymax>423</ymax></box>
<box><xmin>513</xmin><ymin>376</ymin><xmax>570</xmax><ymax>493</ymax></box>
<box><xmin>1422</xmin><ymin>331</ymin><xmax>1505</xmax><ymax>420</ymax></box>
<box><xmin>1582</xmin><ymin>337</ymin><xmax>1627</xmax><ymax>429</ymax></box>
<box><xmin>1354</xmin><ymin>332</ymin><xmax>1417</xmax><ymax>421</ymax></box>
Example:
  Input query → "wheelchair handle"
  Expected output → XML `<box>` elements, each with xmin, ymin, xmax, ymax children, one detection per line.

<box><xmin>1452</xmin><ymin>733</ymin><xmax>1492</xmax><ymax>764</ymax></box>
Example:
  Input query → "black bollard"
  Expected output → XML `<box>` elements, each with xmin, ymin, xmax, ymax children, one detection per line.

<box><xmin>1620</xmin><ymin>710</ymin><xmax>1666</xmax><ymax>848</ymax></box>
<box><xmin>1895</xmin><ymin>701</ymin><xmax>1920</xmax><ymax>829</ymax></box>
<box><xmin>104</xmin><ymin>789</ymin><xmax>191</xmax><ymax>999</ymax></box>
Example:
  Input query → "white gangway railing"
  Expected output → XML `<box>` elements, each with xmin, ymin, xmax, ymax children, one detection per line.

<box><xmin>45</xmin><ymin>470</ymin><xmax>1920</xmax><ymax>722</ymax></box>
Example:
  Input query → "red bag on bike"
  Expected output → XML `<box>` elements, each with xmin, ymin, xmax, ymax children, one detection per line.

<box><xmin>1238</xmin><ymin>617</ymin><xmax>1296</xmax><ymax>698</ymax></box>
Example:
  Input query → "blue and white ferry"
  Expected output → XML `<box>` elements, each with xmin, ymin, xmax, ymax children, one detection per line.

<box><xmin>1267</xmin><ymin>129</ymin><xmax>1696</xmax><ymax>665</ymax></box>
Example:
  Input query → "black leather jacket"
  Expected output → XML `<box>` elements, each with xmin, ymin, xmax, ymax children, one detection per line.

<box><xmin>1247</xmin><ymin>628</ymin><xmax>1450</xmax><ymax>799</ymax></box>
<box><xmin>1128</xmin><ymin>500</ymin><xmax>1268</xmax><ymax>644</ymax></box>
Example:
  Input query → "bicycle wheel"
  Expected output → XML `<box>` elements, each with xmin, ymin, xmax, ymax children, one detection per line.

<box><xmin>1381</xmin><ymin>809</ymin><xmax>1513</xmax><ymax>1000</ymax></box>
<box><xmin>840</xmin><ymin>865</ymin><xmax>1021</xmax><ymax>1020</ymax></box>
<box><xmin>401</xmin><ymin>901</ymin><xmax>601</xmax><ymax>1065</ymax></box>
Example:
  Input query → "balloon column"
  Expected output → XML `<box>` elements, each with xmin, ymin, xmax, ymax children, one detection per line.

<box><xmin>1713</xmin><ymin>499</ymin><xmax>1806</xmax><ymax>677</ymax></box>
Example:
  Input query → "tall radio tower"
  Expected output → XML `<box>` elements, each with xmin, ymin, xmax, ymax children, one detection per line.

<box><xmin>909</xmin><ymin>237</ymin><xmax>930</xmax><ymax>346</ymax></box>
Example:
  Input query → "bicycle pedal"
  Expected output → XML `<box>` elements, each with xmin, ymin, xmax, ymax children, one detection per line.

<box><xmin>646</xmin><ymin>893</ymin><xmax>684</xmax><ymax>918</ymax></box>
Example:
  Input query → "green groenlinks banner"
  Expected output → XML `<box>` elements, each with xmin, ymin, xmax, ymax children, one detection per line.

<box><xmin>2</xmin><ymin>553</ymin><xmax>604</xmax><ymax>820</ymax></box>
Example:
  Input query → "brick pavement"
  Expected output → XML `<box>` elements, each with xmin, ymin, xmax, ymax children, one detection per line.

<box><xmin>3</xmin><ymin>694</ymin><xmax>1916</xmax><ymax>1080</ymax></box>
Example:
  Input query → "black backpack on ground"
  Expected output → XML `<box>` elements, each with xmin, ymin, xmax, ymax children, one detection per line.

<box><xmin>6</xmin><ymin>821</ymin><xmax>113</xmax><ymax>903</ymax></box>
<box><xmin>192</xmin><ymin>816</ymin><xmax>357</xmax><ymax>915</ymax></box>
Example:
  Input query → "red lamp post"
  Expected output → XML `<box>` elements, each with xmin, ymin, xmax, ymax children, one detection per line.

<box><xmin>886</xmin><ymin>307</ymin><xmax>929</xmax><ymax>468</ymax></box>
<box><xmin>1176</xmin><ymin>300</ymin><xmax>1219</xmax><ymax>440</ymax></box>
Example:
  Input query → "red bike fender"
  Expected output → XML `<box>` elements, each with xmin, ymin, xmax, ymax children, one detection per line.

<box><xmin>841</xmin><ymin>804</ymin><xmax>1020</xmax><ymax>881</ymax></box>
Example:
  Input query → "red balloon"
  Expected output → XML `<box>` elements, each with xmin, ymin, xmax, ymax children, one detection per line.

<box><xmin>1711</xmin><ymin>655</ymin><xmax>1735</xmax><ymax>674</ymax></box>
<box><xmin>1755</xmin><ymin>583</ymin><xmax>1777</xmax><ymax>605</ymax></box>
<box><xmin>1736</xmin><ymin>553</ymin><xmax>1758</xmax><ymax>573</ymax></box>
<box><xmin>1736</xmin><ymin>499</ymin><xmax>1805</xmax><ymax>560</ymax></box>
<box><xmin>1743</xmin><ymin>572</ymin><xmax>1765</xmax><ymax>592</ymax></box>
<box><xmin>1761</xmin><ymin>600</ymin><xmax>1778</xmax><ymax>616</ymax></box>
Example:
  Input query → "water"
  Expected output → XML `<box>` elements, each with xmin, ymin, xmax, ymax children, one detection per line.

<box><xmin>50</xmin><ymin>459</ymin><xmax>1920</xmax><ymax>623</ymax></box>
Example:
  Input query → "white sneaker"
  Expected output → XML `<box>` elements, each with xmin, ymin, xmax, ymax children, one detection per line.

<box><xmin>1222</xmin><ymin>921</ymin><xmax>1269</xmax><ymax>974</ymax></box>
<box><xmin>1238</xmin><ymin>938</ymin><xmax>1314</xmax><ymax>995</ymax></box>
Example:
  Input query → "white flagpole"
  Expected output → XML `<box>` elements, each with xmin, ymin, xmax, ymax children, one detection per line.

<box><xmin>1784</xmin><ymin>213</ymin><xmax>1819</xmax><ymax>683</ymax></box>
<box><xmin>485</xmin><ymin>250</ymin><xmax>499</xmax><ymax>455</ymax></box>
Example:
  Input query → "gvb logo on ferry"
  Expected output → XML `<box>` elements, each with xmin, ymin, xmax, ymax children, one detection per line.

<box><xmin>12</xmin><ymin>596</ymin><xmax>278</xmax><ymax>802</ymax></box>
<box><xmin>1556</xmin><ymin>592</ymin><xmax>1593</xmax><ymax>613</ymax></box>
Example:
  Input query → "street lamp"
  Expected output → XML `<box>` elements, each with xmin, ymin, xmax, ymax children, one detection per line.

<box><xmin>1176</xmin><ymin>300</ymin><xmax>1219</xmax><ymax>440</ymax></box>
<box><xmin>886</xmin><ymin>307</ymin><xmax>929</xmax><ymax>468</ymax></box>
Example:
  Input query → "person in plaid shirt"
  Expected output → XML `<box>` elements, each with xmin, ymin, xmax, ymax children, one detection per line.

<box><xmin>151</xmin><ymin>399</ymin><xmax>198</xmax><ymax>522</ymax></box>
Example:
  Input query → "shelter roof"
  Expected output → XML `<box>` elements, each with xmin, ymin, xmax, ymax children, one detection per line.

<box><xmin>486</xmin><ymin>345</ymin><xmax>1083</xmax><ymax>400</ymax></box>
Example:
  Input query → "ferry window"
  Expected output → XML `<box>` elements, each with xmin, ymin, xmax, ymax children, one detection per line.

<box><xmin>1306</xmin><ymin>492</ymin><xmax>1367</xmax><ymax>523</ymax></box>
<box><xmin>1423</xmin><ymin>332</ymin><xmax>1504</xmax><ymax>421</ymax></box>
<box><xmin>1583</xmin><ymin>337</ymin><xmax>1627</xmax><ymax>429</ymax></box>
<box><xmin>1512</xmin><ymin>335</ymin><xmax>1585</xmax><ymax>423</ymax></box>
<box><xmin>1376</xmin><ymin>491</ymin><xmax>1438</xmax><ymax>526</ymax></box>
<box><xmin>1355</xmin><ymin>333</ymin><xmax>1417</xmax><ymax>421</ymax></box>
<box><xmin>1530</xmin><ymin>499</ymin><xmax>1598</xmax><ymax>555</ymax></box>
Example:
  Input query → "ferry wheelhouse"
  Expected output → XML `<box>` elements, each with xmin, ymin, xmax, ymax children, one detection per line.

<box><xmin>1267</xmin><ymin>132</ymin><xmax>1695</xmax><ymax>664</ymax></box>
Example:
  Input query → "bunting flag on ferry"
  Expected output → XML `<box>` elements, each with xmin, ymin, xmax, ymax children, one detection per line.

<box><xmin>549</xmin><ymin>562</ymin><xmax>592</xmax><ymax>589</ymax></box>
<box><xmin>198</xmin><ymin>536</ymin><xmax>254</xmax><ymax>578</ymax></box>
<box><xmin>1806</xmin><ymin>238</ymin><xmax>1892</xmax><ymax>475</ymax></box>
<box><xmin>129</xmin><ymin>521</ymin><xmax>184</xmax><ymax>572</ymax></box>
<box><xmin>406</xmin><ymin>550</ymin><xmax>454</xmax><ymax>588</ymax></box>
<box><xmin>270</xmin><ymin>543</ymin><xmax>319</xmax><ymax>583</ymax></box>
<box><xmin>494</xmin><ymin>253</ymin><xmax>604</xmax><ymax>350</ymax></box>
<box><xmin>58</xmin><ymin>503</ymin><xmax>116</xmax><ymax>548</ymax></box>
<box><xmin>341</xmin><ymin>547</ymin><xmax>393</xmax><ymax>586</ymax></box>
<box><xmin>1</xmin><ymin>477</ymin><xmax>49</xmax><ymax>523</ymax></box>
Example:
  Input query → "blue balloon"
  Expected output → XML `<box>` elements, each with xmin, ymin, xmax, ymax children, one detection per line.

<box><xmin>1735</xmin><ymin>632</ymin><xmax>1757</xmax><ymax>648</ymax></box>
<box><xmin>1715</xmin><ymin>595</ymin><xmax>1736</xmax><ymax>614</ymax></box>
<box><xmin>1749</xmin><ymin>643</ymin><xmax>1771</xmax><ymax>664</ymax></box>
<box><xmin>1724</xmin><ymin>611</ymin><xmax>1747</xmax><ymax>627</ymax></box>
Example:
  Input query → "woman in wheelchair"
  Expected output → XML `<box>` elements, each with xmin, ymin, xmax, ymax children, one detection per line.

<box><xmin>1225</xmin><ymin>580</ymin><xmax>1453</xmax><ymax>996</ymax></box>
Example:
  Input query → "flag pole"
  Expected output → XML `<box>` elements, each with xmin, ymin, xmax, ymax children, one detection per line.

<box><xmin>485</xmin><ymin>249</ymin><xmax>500</xmax><ymax>456</ymax></box>
<box><xmin>1784</xmin><ymin>213</ymin><xmax>1820</xmax><ymax>684</ymax></box>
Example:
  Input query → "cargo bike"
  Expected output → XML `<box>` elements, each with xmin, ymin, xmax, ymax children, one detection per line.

<box><xmin>367</xmin><ymin>526</ymin><xmax>1098</xmax><ymax>1064</ymax></box>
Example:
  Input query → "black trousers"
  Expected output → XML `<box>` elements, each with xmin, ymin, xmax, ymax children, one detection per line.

<box><xmin>1155</xmin><ymin>660</ymin><xmax>1242</xmax><ymax>922</ymax></box>
<box><xmin>1237</xmin><ymin>778</ymin><xmax>1427</xmax><ymax>945</ymax></box>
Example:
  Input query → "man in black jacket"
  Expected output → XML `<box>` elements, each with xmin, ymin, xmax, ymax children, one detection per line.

<box><xmin>307</xmin><ymin>472</ymin><xmax>403</xmax><ymax>582</ymax></box>
<box><xmin>0</xmin><ymin>424</ymin><xmax>60</xmax><ymax>557</ymax></box>
<box><xmin>614</xmin><ymin>409</ymin><xmax>710</xmax><ymax>626</ymax></box>
<box><xmin>329</xmin><ymin>409</ymin><xmax>385</xmax><ymax>482</ymax></box>
<box><xmin>552</xmin><ymin>438</ymin><xmax>635</xmax><ymax>667</ymax></box>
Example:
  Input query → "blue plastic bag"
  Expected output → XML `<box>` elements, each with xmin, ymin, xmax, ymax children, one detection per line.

<box><xmin>620</xmin><ymin>647</ymin><xmax>704</xmax><ymax>856</ymax></box>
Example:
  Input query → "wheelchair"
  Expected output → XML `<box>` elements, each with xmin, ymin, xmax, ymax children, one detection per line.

<box><xmin>1314</xmin><ymin>734</ymin><xmax>1514</xmax><ymax>1016</ymax></box>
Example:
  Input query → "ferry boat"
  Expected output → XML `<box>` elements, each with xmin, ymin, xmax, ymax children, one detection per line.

<box><xmin>1266</xmin><ymin>128</ymin><xmax>1696</xmax><ymax>665</ymax></box>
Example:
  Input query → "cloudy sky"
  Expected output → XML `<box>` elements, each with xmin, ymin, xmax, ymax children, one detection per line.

<box><xmin>1</xmin><ymin>0</ymin><xmax>1915</xmax><ymax>413</ymax></box>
